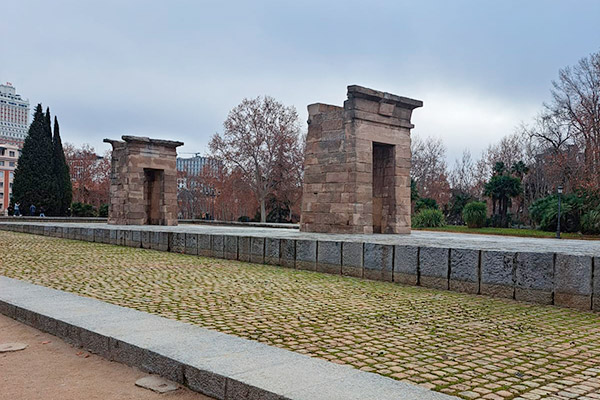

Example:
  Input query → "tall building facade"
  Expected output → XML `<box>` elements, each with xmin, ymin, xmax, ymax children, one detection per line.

<box><xmin>0</xmin><ymin>144</ymin><xmax>19</xmax><ymax>214</ymax></box>
<box><xmin>0</xmin><ymin>82</ymin><xmax>30</xmax><ymax>148</ymax></box>
<box><xmin>176</xmin><ymin>154</ymin><xmax>220</xmax><ymax>189</ymax></box>
<box><xmin>176</xmin><ymin>154</ymin><xmax>220</xmax><ymax>176</ymax></box>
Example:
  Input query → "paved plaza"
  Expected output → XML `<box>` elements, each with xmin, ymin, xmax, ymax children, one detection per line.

<box><xmin>2</xmin><ymin>230</ymin><xmax>600</xmax><ymax>399</ymax></box>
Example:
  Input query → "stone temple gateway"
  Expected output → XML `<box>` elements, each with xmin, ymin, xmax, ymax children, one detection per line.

<box><xmin>104</xmin><ymin>135</ymin><xmax>183</xmax><ymax>226</ymax></box>
<box><xmin>300</xmin><ymin>85</ymin><xmax>422</xmax><ymax>234</ymax></box>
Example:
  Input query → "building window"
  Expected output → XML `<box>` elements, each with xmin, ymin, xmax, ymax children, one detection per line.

<box><xmin>9</xmin><ymin>162</ymin><xmax>15</xmax><ymax>167</ymax></box>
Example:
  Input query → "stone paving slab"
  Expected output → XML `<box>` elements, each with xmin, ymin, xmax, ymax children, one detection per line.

<box><xmin>0</xmin><ymin>276</ymin><xmax>456</xmax><ymax>400</ymax></box>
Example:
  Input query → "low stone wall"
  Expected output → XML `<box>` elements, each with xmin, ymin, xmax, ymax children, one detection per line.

<box><xmin>1</xmin><ymin>223</ymin><xmax>598</xmax><ymax>312</ymax></box>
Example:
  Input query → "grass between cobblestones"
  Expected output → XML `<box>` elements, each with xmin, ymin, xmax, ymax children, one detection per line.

<box><xmin>1</xmin><ymin>231</ymin><xmax>600</xmax><ymax>400</ymax></box>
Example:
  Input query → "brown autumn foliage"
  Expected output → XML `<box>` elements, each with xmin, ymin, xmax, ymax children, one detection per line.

<box><xmin>411</xmin><ymin>135</ymin><xmax>451</xmax><ymax>206</ymax></box>
<box><xmin>63</xmin><ymin>143</ymin><xmax>110</xmax><ymax>208</ymax></box>
<box><xmin>177</xmin><ymin>164</ymin><xmax>258</xmax><ymax>220</ymax></box>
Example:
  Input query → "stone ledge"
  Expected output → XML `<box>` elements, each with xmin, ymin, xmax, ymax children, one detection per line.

<box><xmin>0</xmin><ymin>277</ymin><xmax>456</xmax><ymax>400</ymax></box>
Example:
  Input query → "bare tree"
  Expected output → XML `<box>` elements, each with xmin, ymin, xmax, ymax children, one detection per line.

<box><xmin>525</xmin><ymin>111</ymin><xmax>575</xmax><ymax>153</ymax></box>
<box><xmin>269</xmin><ymin>131</ymin><xmax>305</xmax><ymax>221</ymax></box>
<box><xmin>209</xmin><ymin>96</ymin><xmax>302</xmax><ymax>222</ymax></box>
<box><xmin>449</xmin><ymin>149</ymin><xmax>476</xmax><ymax>194</ymax></box>
<box><xmin>411</xmin><ymin>135</ymin><xmax>451</xmax><ymax>206</ymax></box>
<box><xmin>549</xmin><ymin>51</ymin><xmax>600</xmax><ymax>189</ymax></box>
<box><xmin>472</xmin><ymin>132</ymin><xmax>530</xmax><ymax>195</ymax></box>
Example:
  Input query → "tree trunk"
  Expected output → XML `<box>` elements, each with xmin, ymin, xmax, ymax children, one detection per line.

<box><xmin>260</xmin><ymin>198</ymin><xmax>266</xmax><ymax>223</ymax></box>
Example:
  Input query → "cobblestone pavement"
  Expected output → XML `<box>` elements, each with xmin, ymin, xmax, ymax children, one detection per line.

<box><xmin>1</xmin><ymin>231</ymin><xmax>600</xmax><ymax>399</ymax></box>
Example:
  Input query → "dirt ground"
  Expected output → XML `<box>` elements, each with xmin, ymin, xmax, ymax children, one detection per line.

<box><xmin>0</xmin><ymin>313</ymin><xmax>212</xmax><ymax>400</ymax></box>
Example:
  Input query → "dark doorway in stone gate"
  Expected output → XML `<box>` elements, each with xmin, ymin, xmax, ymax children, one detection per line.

<box><xmin>144</xmin><ymin>168</ymin><xmax>164</xmax><ymax>225</ymax></box>
<box><xmin>372</xmin><ymin>142</ymin><xmax>396</xmax><ymax>233</ymax></box>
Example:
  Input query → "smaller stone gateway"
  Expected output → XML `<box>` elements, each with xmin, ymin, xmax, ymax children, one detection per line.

<box><xmin>104</xmin><ymin>135</ymin><xmax>183</xmax><ymax>226</ymax></box>
<box><xmin>300</xmin><ymin>85</ymin><xmax>422</xmax><ymax>234</ymax></box>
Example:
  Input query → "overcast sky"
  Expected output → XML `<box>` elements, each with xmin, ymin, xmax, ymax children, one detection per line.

<box><xmin>1</xmin><ymin>0</ymin><xmax>599</xmax><ymax>163</ymax></box>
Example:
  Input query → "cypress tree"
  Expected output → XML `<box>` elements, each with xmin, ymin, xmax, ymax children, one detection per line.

<box><xmin>52</xmin><ymin>117</ymin><xmax>72</xmax><ymax>215</ymax></box>
<box><xmin>45</xmin><ymin>107</ymin><xmax>52</xmax><ymax>140</ymax></box>
<box><xmin>11</xmin><ymin>104</ymin><xmax>55</xmax><ymax>215</ymax></box>
<box><xmin>45</xmin><ymin>107</ymin><xmax>60</xmax><ymax>215</ymax></box>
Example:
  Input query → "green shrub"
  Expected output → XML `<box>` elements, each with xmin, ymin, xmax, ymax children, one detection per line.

<box><xmin>414</xmin><ymin>198</ymin><xmax>438</xmax><ymax>213</ymax></box>
<box><xmin>71</xmin><ymin>202</ymin><xmax>97</xmax><ymax>217</ymax></box>
<box><xmin>98</xmin><ymin>204</ymin><xmax>108</xmax><ymax>218</ymax></box>
<box><xmin>581</xmin><ymin>209</ymin><xmax>600</xmax><ymax>235</ymax></box>
<box><xmin>412</xmin><ymin>208</ymin><xmax>446</xmax><ymax>228</ymax></box>
<box><xmin>462</xmin><ymin>201</ymin><xmax>487</xmax><ymax>228</ymax></box>
<box><xmin>529</xmin><ymin>194</ymin><xmax>582</xmax><ymax>232</ymax></box>
<box><xmin>445</xmin><ymin>190</ymin><xmax>475</xmax><ymax>225</ymax></box>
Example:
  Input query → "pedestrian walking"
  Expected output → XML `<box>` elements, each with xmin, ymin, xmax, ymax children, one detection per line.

<box><xmin>14</xmin><ymin>202</ymin><xmax>21</xmax><ymax>216</ymax></box>
<box><xmin>30</xmin><ymin>204</ymin><xmax>36</xmax><ymax>216</ymax></box>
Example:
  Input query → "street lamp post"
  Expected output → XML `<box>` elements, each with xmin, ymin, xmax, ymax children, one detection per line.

<box><xmin>556</xmin><ymin>185</ymin><xmax>563</xmax><ymax>239</ymax></box>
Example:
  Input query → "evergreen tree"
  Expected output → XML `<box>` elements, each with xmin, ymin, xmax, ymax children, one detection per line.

<box><xmin>11</xmin><ymin>104</ymin><xmax>55</xmax><ymax>215</ymax></box>
<box><xmin>45</xmin><ymin>107</ymin><xmax>61</xmax><ymax>215</ymax></box>
<box><xmin>45</xmin><ymin>107</ymin><xmax>52</xmax><ymax>140</ymax></box>
<box><xmin>52</xmin><ymin>116</ymin><xmax>72</xmax><ymax>215</ymax></box>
